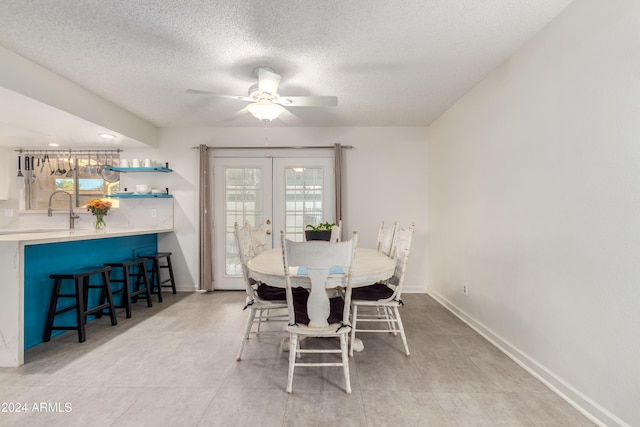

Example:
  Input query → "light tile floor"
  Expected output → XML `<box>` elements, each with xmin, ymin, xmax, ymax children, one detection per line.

<box><xmin>0</xmin><ymin>292</ymin><xmax>596</xmax><ymax>426</ymax></box>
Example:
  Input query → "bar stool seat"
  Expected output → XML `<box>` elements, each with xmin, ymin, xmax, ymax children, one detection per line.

<box><xmin>140</xmin><ymin>252</ymin><xmax>176</xmax><ymax>303</ymax></box>
<box><xmin>104</xmin><ymin>258</ymin><xmax>153</xmax><ymax>318</ymax></box>
<box><xmin>43</xmin><ymin>265</ymin><xmax>117</xmax><ymax>343</ymax></box>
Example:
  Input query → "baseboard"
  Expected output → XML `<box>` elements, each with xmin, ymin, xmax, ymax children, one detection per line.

<box><xmin>403</xmin><ymin>285</ymin><xmax>428</xmax><ymax>294</ymax></box>
<box><xmin>427</xmin><ymin>289</ymin><xmax>629</xmax><ymax>427</ymax></box>
<box><xmin>176</xmin><ymin>285</ymin><xmax>197</xmax><ymax>292</ymax></box>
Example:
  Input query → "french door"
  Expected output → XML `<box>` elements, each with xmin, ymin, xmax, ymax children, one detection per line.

<box><xmin>213</xmin><ymin>156</ymin><xmax>334</xmax><ymax>290</ymax></box>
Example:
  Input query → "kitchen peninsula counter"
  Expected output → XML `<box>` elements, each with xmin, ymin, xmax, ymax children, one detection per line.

<box><xmin>0</xmin><ymin>227</ymin><xmax>173</xmax><ymax>367</ymax></box>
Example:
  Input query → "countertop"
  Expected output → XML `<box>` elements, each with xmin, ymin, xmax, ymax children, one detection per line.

<box><xmin>0</xmin><ymin>227</ymin><xmax>174</xmax><ymax>243</ymax></box>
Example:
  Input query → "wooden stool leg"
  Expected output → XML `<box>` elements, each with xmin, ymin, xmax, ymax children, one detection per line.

<box><xmin>131</xmin><ymin>265</ymin><xmax>141</xmax><ymax>303</ymax></box>
<box><xmin>152</xmin><ymin>258</ymin><xmax>163</xmax><ymax>303</ymax></box>
<box><xmin>95</xmin><ymin>275</ymin><xmax>106</xmax><ymax>319</ymax></box>
<box><xmin>165</xmin><ymin>255</ymin><xmax>177</xmax><ymax>294</ymax></box>
<box><xmin>77</xmin><ymin>277</ymin><xmax>88</xmax><ymax>343</ymax></box>
<box><xmin>138</xmin><ymin>262</ymin><xmax>153</xmax><ymax>308</ymax></box>
<box><xmin>122</xmin><ymin>266</ymin><xmax>132</xmax><ymax>318</ymax></box>
<box><xmin>102</xmin><ymin>271</ymin><xmax>118</xmax><ymax>326</ymax></box>
<box><xmin>43</xmin><ymin>278</ymin><xmax>62</xmax><ymax>342</ymax></box>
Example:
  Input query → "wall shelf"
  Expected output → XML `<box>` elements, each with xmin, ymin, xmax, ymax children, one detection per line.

<box><xmin>106</xmin><ymin>193</ymin><xmax>173</xmax><ymax>199</ymax></box>
<box><xmin>103</xmin><ymin>167</ymin><xmax>173</xmax><ymax>173</ymax></box>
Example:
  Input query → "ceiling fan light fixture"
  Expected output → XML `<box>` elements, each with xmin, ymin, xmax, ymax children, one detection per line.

<box><xmin>247</xmin><ymin>101</ymin><xmax>284</xmax><ymax>122</ymax></box>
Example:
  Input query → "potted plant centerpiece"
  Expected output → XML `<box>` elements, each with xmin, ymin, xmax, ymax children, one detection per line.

<box><xmin>305</xmin><ymin>222</ymin><xmax>335</xmax><ymax>241</ymax></box>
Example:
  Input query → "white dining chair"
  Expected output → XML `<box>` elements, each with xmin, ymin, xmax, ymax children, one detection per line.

<box><xmin>349</xmin><ymin>223</ymin><xmax>415</xmax><ymax>356</ymax></box>
<box><xmin>281</xmin><ymin>230</ymin><xmax>358</xmax><ymax>394</ymax></box>
<box><xmin>376</xmin><ymin>220</ymin><xmax>398</xmax><ymax>257</ymax></box>
<box><xmin>235</xmin><ymin>222</ymin><xmax>288</xmax><ymax>361</ymax></box>
<box><xmin>330</xmin><ymin>220</ymin><xmax>343</xmax><ymax>242</ymax></box>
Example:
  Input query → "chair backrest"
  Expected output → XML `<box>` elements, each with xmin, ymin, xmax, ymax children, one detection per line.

<box><xmin>234</xmin><ymin>221</ymin><xmax>266</xmax><ymax>299</ymax></box>
<box><xmin>281</xmin><ymin>231</ymin><xmax>358</xmax><ymax>328</ymax></box>
<box><xmin>386</xmin><ymin>223</ymin><xmax>415</xmax><ymax>300</ymax></box>
<box><xmin>250</xmin><ymin>224</ymin><xmax>268</xmax><ymax>255</ymax></box>
<box><xmin>376</xmin><ymin>221</ymin><xmax>399</xmax><ymax>256</ymax></box>
<box><xmin>330</xmin><ymin>220</ymin><xmax>343</xmax><ymax>242</ymax></box>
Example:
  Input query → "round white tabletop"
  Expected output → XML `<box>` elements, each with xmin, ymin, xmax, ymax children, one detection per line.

<box><xmin>247</xmin><ymin>247</ymin><xmax>395</xmax><ymax>288</ymax></box>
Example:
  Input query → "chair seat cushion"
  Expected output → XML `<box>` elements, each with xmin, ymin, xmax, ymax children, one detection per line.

<box><xmin>256</xmin><ymin>283</ymin><xmax>286</xmax><ymax>300</ymax></box>
<box><xmin>351</xmin><ymin>283</ymin><xmax>394</xmax><ymax>301</ymax></box>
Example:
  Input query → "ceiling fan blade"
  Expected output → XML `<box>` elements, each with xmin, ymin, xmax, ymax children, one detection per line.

<box><xmin>229</xmin><ymin>107</ymin><xmax>249</xmax><ymax>120</ymax></box>
<box><xmin>186</xmin><ymin>89</ymin><xmax>252</xmax><ymax>102</ymax></box>
<box><xmin>258</xmin><ymin>67</ymin><xmax>281</xmax><ymax>96</ymax></box>
<box><xmin>275</xmin><ymin>96</ymin><xmax>338</xmax><ymax>107</ymax></box>
<box><xmin>277</xmin><ymin>108</ymin><xmax>301</xmax><ymax>125</ymax></box>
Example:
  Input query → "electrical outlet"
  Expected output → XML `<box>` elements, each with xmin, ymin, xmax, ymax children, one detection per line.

<box><xmin>151</xmin><ymin>208</ymin><xmax>157</xmax><ymax>218</ymax></box>
<box><xmin>463</xmin><ymin>283</ymin><xmax>469</xmax><ymax>296</ymax></box>
<box><xmin>4</xmin><ymin>208</ymin><xmax>13</xmax><ymax>217</ymax></box>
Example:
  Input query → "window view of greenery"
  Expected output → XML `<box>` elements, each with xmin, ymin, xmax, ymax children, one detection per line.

<box><xmin>25</xmin><ymin>152</ymin><xmax>120</xmax><ymax>210</ymax></box>
<box><xmin>284</xmin><ymin>167</ymin><xmax>324</xmax><ymax>241</ymax></box>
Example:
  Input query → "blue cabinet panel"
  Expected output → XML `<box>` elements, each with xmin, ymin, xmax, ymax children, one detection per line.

<box><xmin>23</xmin><ymin>234</ymin><xmax>158</xmax><ymax>349</ymax></box>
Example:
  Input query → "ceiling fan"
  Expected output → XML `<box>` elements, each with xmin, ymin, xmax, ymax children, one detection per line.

<box><xmin>187</xmin><ymin>66</ymin><xmax>338</xmax><ymax>122</ymax></box>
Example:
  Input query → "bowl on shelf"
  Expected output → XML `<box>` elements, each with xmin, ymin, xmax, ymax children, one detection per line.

<box><xmin>135</xmin><ymin>184</ymin><xmax>151</xmax><ymax>194</ymax></box>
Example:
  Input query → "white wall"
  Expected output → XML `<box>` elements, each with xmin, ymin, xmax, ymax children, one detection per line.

<box><xmin>143</xmin><ymin>126</ymin><xmax>429</xmax><ymax>293</ymax></box>
<box><xmin>0</xmin><ymin>147</ymin><xmax>9</xmax><ymax>200</ymax></box>
<box><xmin>428</xmin><ymin>1</ymin><xmax>640</xmax><ymax>426</ymax></box>
<box><xmin>0</xmin><ymin>45</ymin><xmax>157</xmax><ymax>147</ymax></box>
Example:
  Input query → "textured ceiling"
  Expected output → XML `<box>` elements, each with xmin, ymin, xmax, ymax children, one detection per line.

<box><xmin>0</xmin><ymin>0</ymin><xmax>573</xmax><ymax>139</ymax></box>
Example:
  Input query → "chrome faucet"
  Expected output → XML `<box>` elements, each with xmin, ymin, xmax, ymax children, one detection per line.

<box><xmin>47</xmin><ymin>190</ymin><xmax>80</xmax><ymax>229</ymax></box>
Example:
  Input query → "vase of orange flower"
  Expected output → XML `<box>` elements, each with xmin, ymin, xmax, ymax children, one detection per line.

<box><xmin>86</xmin><ymin>199</ymin><xmax>112</xmax><ymax>230</ymax></box>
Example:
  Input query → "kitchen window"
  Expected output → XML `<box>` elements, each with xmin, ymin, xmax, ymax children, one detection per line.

<box><xmin>21</xmin><ymin>150</ymin><xmax>121</xmax><ymax>211</ymax></box>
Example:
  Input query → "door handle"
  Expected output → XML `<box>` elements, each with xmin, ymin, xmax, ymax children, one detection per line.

<box><xmin>266</xmin><ymin>219</ymin><xmax>271</xmax><ymax>225</ymax></box>
<box><xmin>266</xmin><ymin>230</ymin><xmax>272</xmax><ymax>235</ymax></box>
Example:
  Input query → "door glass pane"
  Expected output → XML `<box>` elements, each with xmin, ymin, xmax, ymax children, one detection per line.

<box><xmin>283</xmin><ymin>167</ymin><xmax>324</xmax><ymax>242</ymax></box>
<box><xmin>224</xmin><ymin>167</ymin><xmax>263</xmax><ymax>276</ymax></box>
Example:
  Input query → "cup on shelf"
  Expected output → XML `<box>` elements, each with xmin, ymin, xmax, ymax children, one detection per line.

<box><xmin>131</xmin><ymin>159</ymin><xmax>141</xmax><ymax>168</ymax></box>
<box><xmin>120</xmin><ymin>159</ymin><xmax>129</xmax><ymax>168</ymax></box>
<box><xmin>144</xmin><ymin>158</ymin><xmax>152</xmax><ymax>168</ymax></box>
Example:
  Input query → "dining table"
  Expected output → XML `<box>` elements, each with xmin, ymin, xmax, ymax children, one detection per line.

<box><xmin>247</xmin><ymin>247</ymin><xmax>395</xmax><ymax>351</ymax></box>
<box><xmin>247</xmin><ymin>247</ymin><xmax>396</xmax><ymax>289</ymax></box>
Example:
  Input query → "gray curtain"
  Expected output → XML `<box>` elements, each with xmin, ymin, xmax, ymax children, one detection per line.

<box><xmin>198</xmin><ymin>144</ymin><xmax>214</xmax><ymax>291</ymax></box>
<box><xmin>334</xmin><ymin>143</ymin><xmax>343</xmax><ymax>241</ymax></box>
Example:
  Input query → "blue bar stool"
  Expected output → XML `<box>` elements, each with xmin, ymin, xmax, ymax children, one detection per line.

<box><xmin>43</xmin><ymin>265</ymin><xmax>117</xmax><ymax>343</ymax></box>
<box><xmin>104</xmin><ymin>258</ymin><xmax>153</xmax><ymax>318</ymax></box>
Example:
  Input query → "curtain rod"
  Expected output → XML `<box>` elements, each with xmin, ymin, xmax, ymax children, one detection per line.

<box><xmin>15</xmin><ymin>148</ymin><xmax>122</xmax><ymax>154</ymax></box>
<box><xmin>191</xmin><ymin>145</ymin><xmax>353</xmax><ymax>150</ymax></box>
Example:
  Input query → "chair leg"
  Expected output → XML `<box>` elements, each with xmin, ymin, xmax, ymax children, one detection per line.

<box><xmin>349</xmin><ymin>305</ymin><xmax>358</xmax><ymax>357</ymax></box>
<box><xmin>393</xmin><ymin>306</ymin><xmax>410</xmax><ymax>356</ymax></box>
<box><xmin>383</xmin><ymin>306</ymin><xmax>396</xmax><ymax>334</ymax></box>
<box><xmin>236</xmin><ymin>307</ymin><xmax>257</xmax><ymax>361</ymax></box>
<box><xmin>287</xmin><ymin>333</ymin><xmax>297</xmax><ymax>393</ymax></box>
<box><xmin>340</xmin><ymin>333</ymin><xmax>352</xmax><ymax>394</ymax></box>
<box><xmin>255</xmin><ymin>308</ymin><xmax>264</xmax><ymax>334</ymax></box>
